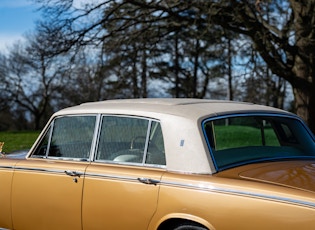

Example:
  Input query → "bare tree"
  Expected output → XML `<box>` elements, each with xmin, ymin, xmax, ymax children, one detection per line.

<box><xmin>32</xmin><ymin>0</ymin><xmax>315</xmax><ymax>131</ymax></box>
<box><xmin>2</xmin><ymin>33</ymin><xmax>70</xmax><ymax>129</ymax></box>
<box><xmin>34</xmin><ymin>1</ymin><xmax>224</xmax><ymax>99</ymax></box>
<box><xmin>206</xmin><ymin>0</ymin><xmax>315</xmax><ymax>130</ymax></box>
<box><xmin>123</xmin><ymin>0</ymin><xmax>315</xmax><ymax>131</ymax></box>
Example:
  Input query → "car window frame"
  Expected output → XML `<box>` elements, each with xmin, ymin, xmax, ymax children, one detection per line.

<box><xmin>93</xmin><ymin>115</ymin><xmax>166</xmax><ymax>168</ymax></box>
<box><xmin>30</xmin><ymin>114</ymin><xmax>100</xmax><ymax>162</ymax></box>
<box><xmin>29</xmin><ymin>114</ymin><xmax>166</xmax><ymax>167</ymax></box>
<box><xmin>202</xmin><ymin>112</ymin><xmax>315</xmax><ymax>171</ymax></box>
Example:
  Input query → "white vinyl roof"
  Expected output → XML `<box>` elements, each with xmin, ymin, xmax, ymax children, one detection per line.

<box><xmin>55</xmin><ymin>98</ymin><xmax>290</xmax><ymax>120</ymax></box>
<box><xmin>48</xmin><ymin>99</ymin><xmax>294</xmax><ymax>174</ymax></box>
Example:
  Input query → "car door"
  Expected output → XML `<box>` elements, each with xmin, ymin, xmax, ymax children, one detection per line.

<box><xmin>0</xmin><ymin>159</ymin><xmax>18</xmax><ymax>229</ymax></box>
<box><xmin>82</xmin><ymin>115</ymin><xmax>166</xmax><ymax>229</ymax></box>
<box><xmin>11</xmin><ymin>115</ymin><xmax>97</xmax><ymax>230</ymax></box>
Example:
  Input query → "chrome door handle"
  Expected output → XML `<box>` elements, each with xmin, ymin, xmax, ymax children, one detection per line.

<box><xmin>137</xmin><ymin>177</ymin><xmax>160</xmax><ymax>185</ymax></box>
<box><xmin>64</xmin><ymin>170</ymin><xmax>82</xmax><ymax>177</ymax></box>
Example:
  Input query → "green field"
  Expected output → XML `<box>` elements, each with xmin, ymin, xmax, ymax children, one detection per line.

<box><xmin>0</xmin><ymin>131</ymin><xmax>40</xmax><ymax>153</ymax></box>
<box><xmin>214</xmin><ymin>125</ymin><xmax>280</xmax><ymax>150</ymax></box>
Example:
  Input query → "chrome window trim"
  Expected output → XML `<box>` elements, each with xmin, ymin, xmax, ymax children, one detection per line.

<box><xmin>29</xmin><ymin>120</ymin><xmax>53</xmax><ymax>159</ymax></box>
<box><xmin>88</xmin><ymin>114</ymin><xmax>102</xmax><ymax>162</ymax></box>
<box><xmin>92</xmin><ymin>160</ymin><xmax>167</xmax><ymax>169</ymax></box>
<box><xmin>31</xmin><ymin>114</ymin><xmax>98</xmax><ymax>161</ymax></box>
<box><xmin>94</xmin><ymin>115</ymin><xmax>166</xmax><ymax>167</ymax></box>
<box><xmin>45</xmin><ymin>119</ymin><xmax>54</xmax><ymax>158</ymax></box>
<box><xmin>41</xmin><ymin>157</ymin><xmax>89</xmax><ymax>162</ymax></box>
<box><xmin>29</xmin><ymin>113</ymin><xmax>166</xmax><ymax>166</ymax></box>
<box><xmin>142</xmin><ymin>119</ymin><xmax>152</xmax><ymax>164</ymax></box>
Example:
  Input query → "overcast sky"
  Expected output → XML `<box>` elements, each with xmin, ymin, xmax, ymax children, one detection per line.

<box><xmin>0</xmin><ymin>0</ymin><xmax>40</xmax><ymax>52</ymax></box>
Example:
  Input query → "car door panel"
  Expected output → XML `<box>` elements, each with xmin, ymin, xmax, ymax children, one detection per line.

<box><xmin>0</xmin><ymin>159</ymin><xmax>17</xmax><ymax>229</ymax></box>
<box><xmin>82</xmin><ymin>163</ymin><xmax>164</xmax><ymax>229</ymax></box>
<box><xmin>11</xmin><ymin>159</ymin><xmax>88</xmax><ymax>230</ymax></box>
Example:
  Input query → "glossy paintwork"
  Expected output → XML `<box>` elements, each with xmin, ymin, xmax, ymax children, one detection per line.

<box><xmin>82</xmin><ymin>163</ymin><xmax>164</xmax><ymax>229</ymax></box>
<box><xmin>11</xmin><ymin>159</ymin><xmax>88</xmax><ymax>230</ymax></box>
<box><xmin>239</xmin><ymin>161</ymin><xmax>315</xmax><ymax>193</ymax></box>
<box><xmin>149</xmin><ymin>170</ymin><xmax>315</xmax><ymax>230</ymax></box>
<box><xmin>2</xmin><ymin>158</ymin><xmax>315</xmax><ymax>229</ymax></box>
<box><xmin>0</xmin><ymin>99</ymin><xmax>315</xmax><ymax>229</ymax></box>
<box><xmin>0</xmin><ymin>159</ymin><xmax>16</xmax><ymax>229</ymax></box>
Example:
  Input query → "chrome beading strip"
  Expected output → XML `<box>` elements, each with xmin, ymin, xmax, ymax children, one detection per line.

<box><xmin>161</xmin><ymin>180</ymin><xmax>315</xmax><ymax>209</ymax></box>
<box><xmin>12</xmin><ymin>166</ymin><xmax>85</xmax><ymax>176</ymax></box>
<box><xmin>0</xmin><ymin>166</ymin><xmax>15</xmax><ymax>170</ymax></box>
<box><xmin>85</xmin><ymin>172</ymin><xmax>139</xmax><ymax>182</ymax></box>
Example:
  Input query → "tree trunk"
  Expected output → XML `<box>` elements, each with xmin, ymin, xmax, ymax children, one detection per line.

<box><xmin>308</xmin><ymin>91</ymin><xmax>315</xmax><ymax>133</ymax></box>
<box><xmin>291</xmin><ymin>50</ymin><xmax>315</xmax><ymax>129</ymax></box>
<box><xmin>293</xmin><ymin>87</ymin><xmax>315</xmax><ymax>132</ymax></box>
<box><xmin>132</xmin><ymin>47</ymin><xmax>139</xmax><ymax>98</ymax></box>
<box><xmin>174</xmin><ymin>33</ymin><xmax>180</xmax><ymax>98</ymax></box>
<box><xmin>290</xmin><ymin>0</ymin><xmax>315</xmax><ymax>132</ymax></box>
<box><xmin>192</xmin><ymin>39</ymin><xmax>199</xmax><ymax>98</ymax></box>
<box><xmin>227</xmin><ymin>35</ymin><xmax>233</xmax><ymax>101</ymax></box>
<box><xmin>141</xmin><ymin>49</ymin><xmax>147</xmax><ymax>98</ymax></box>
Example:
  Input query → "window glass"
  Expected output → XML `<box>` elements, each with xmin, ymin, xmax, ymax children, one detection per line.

<box><xmin>146</xmin><ymin>121</ymin><xmax>166</xmax><ymax>165</ymax></box>
<box><xmin>96</xmin><ymin>116</ymin><xmax>166</xmax><ymax>166</ymax></box>
<box><xmin>96</xmin><ymin>116</ymin><xmax>148</xmax><ymax>163</ymax></box>
<box><xmin>31</xmin><ymin>116</ymin><xmax>96</xmax><ymax>159</ymax></box>
<box><xmin>32</xmin><ymin>126</ymin><xmax>51</xmax><ymax>157</ymax></box>
<box><xmin>212</xmin><ymin>117</ymin><xmax>280</xmax><ymax>150</ymax></box>
<box><xmin>203</xmin><ymin>116</ymin><xmax>315</xmax><ymax>170</ymax></box>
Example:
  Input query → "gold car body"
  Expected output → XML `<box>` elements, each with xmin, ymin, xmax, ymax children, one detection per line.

<box><xmin>1</xmin><ymin>98</ymin><xmax>315</xmax><ymax>230</ymax></box>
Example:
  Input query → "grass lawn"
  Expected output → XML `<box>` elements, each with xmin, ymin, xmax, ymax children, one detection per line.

<box><xmin>214</xmin><ymin>125</ymin><xmax>279</xmax><ymax>150</ymax></box>
<box><xmin>0</xmin><ymin>131</ymin><xmax>40</xmax><ymax>153</ymax></box>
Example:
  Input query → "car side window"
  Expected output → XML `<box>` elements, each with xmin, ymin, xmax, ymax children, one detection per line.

<box><xmin>96</xmin><ymin>116</ymin><xmax>166</xmax><ymax>166</ymax></box>
<box><xmin>146</xmin><ymin>121</ymin><xmax>166</xmax><ymax>165</ymax></box>
<box><xmin>32</xmin><ymin>126</ymin><xmax>52</xmax><ymax>157</ymax></box>
<box><xmin>31</xmin><ymin>116</ymin><xmax>96</xmax><ymax>160</ymax></box>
